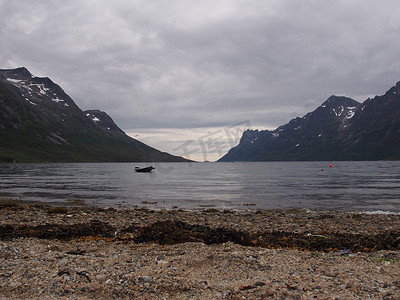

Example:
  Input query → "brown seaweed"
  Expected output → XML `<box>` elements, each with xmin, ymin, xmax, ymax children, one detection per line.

<box><xmin>1</xmin><ymin>219</ymin><xmax>399</xmax><ymax>252</ymax></box>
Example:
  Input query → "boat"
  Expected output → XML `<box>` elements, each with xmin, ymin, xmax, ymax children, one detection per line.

<box><xmin>134</xmin><ymin>166</ymin><xmax>155</xmax><ymax>173</ymax></box>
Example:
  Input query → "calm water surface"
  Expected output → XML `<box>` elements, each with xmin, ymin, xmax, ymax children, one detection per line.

<box><xmin>0</xmin><ymin>161</ymin><xmax>399</xmax><ymax>212</ymax></box>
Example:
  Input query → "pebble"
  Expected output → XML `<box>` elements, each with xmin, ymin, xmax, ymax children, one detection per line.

<box><xmin>63</xmin><ymin>274</ymin><xmax>71</xmax><ymax>281</ymax></box>
<box><xmin>138</xmin><ymin>276</ymin><xmax>152</xmax><ymax>283</ymax></box>
<box><xmin>1</xmin><ymin>205</ymin><xmax>400</xmax><ymax>299</ymax></box>
<box><xmin>157</xmin><ymin>254</ymin><xmax>165</xmax><ymax>260</ymax></box>
<box><xmin>96</xmin><ymin>274</ymin><xmax>107</xmax><ymax>282</ymax></box>
<box><xmin>157</xmin><ymin>260</ymin><xmax>169</xmax><ymax>266</ymax></box>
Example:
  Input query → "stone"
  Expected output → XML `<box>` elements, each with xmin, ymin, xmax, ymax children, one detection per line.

<box><xmin>157</xmin><ymin>254</ymin><xmax>165</xmax><ymax>260</ymax></box>
<box><xmin>95</xmin><ymin>274</ymin><xmax>107</xmax><ymax>283</ymax></box>
<box><xmin>138</xmin><ymin>276</ymin><xmax>152</xmax><ymax>283</ymax></box>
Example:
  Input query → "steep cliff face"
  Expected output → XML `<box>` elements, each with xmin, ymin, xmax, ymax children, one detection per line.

<box><xmin>219</xmin><ymin>82</ymin><xmax>400</xmax><ymax>161</ymax></box>
<box><xmin>0</xmin><ymin>67</ymin><xmax>188</xmax><ymax>162</ymax></box>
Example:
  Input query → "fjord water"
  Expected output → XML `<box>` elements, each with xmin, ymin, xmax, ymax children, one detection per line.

<box><xmin>0</xmin><ymin>161</ymin><xmax>399</xmax><ymax>212</ymax></box>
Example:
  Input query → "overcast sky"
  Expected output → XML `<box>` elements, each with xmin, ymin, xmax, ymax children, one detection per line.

<box><xmin>1</xmin><ymin>0</ymin><xmax>400</xmax><ymax>161</ymax></box>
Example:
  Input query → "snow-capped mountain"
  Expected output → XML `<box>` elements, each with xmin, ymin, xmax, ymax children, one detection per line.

<box><xmin>0</xmin><ymin>67</ymin><xmax>188</xmax><ymax>162</ymax></box>
<box><xmin>219</xmin><ymin>82</ymin><xmax>400</xmax><ymax>161</ymax></box>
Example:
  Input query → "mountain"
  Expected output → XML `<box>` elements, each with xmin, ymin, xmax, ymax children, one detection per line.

<box><xmin>0</xmin><ymin>67</ymin><xmax>188</xmax><ymax>163</ymax></box>
<box><xmin>219</xmin><ymin>81</ymin><xmax>400</xmax><ymax>161</ymax></box>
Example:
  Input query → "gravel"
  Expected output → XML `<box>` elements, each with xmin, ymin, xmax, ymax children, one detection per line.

<box><xmin>1</xmin><ymin>200</ymin><xmax>400</xmax><ymax>299</ymax></box>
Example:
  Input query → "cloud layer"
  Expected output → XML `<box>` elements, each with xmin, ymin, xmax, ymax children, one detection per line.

<box><xmin>1</xmin><ymin>0</ymin><xmax>400</xmax><ymax>160</ymax></box>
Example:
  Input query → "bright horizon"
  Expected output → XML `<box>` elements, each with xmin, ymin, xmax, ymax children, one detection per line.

<box><xmin>126</xmin><ymin>121</ymin><xmax>261</xmax><ymax>162</ymax></box>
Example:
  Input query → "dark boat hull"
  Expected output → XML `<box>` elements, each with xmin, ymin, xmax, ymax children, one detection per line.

<box><xmin>134</xmin><ymin>166</ymin><xmax>155</xmax><ymax>173</ymax></box>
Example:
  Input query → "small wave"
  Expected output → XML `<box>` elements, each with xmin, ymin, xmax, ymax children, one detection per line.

<box><xmin>358</xmin><ymin>210</ymin><xmax>400</xmax><ymax>215</ymax></box>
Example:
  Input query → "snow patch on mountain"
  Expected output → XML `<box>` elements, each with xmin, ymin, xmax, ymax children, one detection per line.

<box><xmin>6</xmin><ymin>78</ymin><xmax>24</xmax><ymax>83</ymax></box>
<box><xmin>86</xmin><ymin>113</ymin><xmax>100</xmax><ymax>122</ymax></box>
<box><xmin>332</xmin><ymin>105</ymin><xmax>345</xmax><ymax>117</ymax></box>
<box><xmin>52</xmin><ymin>97</ymin><xmax>63</xmax><ymax>103</ymax></box>
<box><xmin>25</xmin><ymin>98</ymin><xmax>37</xmax><ymax>105</ymax></box>
<box><xmin>294</xmin><ymin>125</ymin><xmax>303</xmax><ymax>131</ymax></box>
<box><xmin>29</xmin><ymin>83</ymin><xmax>50</xmax><ymax>95</ymax></box>
<box><xmin>345</xmin><ymin>106</ymin><xmax>356</xmax><ymax>119</ymax></box>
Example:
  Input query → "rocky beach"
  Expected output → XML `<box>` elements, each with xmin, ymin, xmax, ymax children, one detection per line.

<box><xmin>1</xmin><ymin>199</ymin><xmax>400</xmax><ymax>299</ymax></box>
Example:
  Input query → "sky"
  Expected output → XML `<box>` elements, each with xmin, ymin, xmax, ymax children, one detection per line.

<box><xmin>1</xmin><ymin>0</ymin><xmax>400</xmax><ymax>161</ymax></box>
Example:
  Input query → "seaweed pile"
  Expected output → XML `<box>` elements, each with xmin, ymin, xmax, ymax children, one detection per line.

<box><xmin>1</xmin><ymin>219</ymin><xmax>399</xmax><ymax>252</ymax></box>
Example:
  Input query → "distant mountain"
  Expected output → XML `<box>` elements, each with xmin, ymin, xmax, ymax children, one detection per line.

<box><xmin>219</xmin><ymin>81</ymin><xmax>400</xmax><ymax>161</ymax></box>
<box><xmin>0</xmin><ymin>67</ymin><xmax>188</xmax><ymax>162</ymax></box>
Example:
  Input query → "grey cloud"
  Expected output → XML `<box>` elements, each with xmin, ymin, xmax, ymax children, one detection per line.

<box><xmin>1</xmin><ymin>0</ymin><xmax>400</xmax><ymax>134</ymax></box>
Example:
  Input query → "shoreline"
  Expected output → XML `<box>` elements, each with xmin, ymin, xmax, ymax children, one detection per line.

<box><xmin>1</xmin><ymin>199</ymin><xmax>400</xmax><ymax>299</ymax></box>
<box><xmin>2</xmin><ymin>196</ymin><xmax>400</xmax><ymax>215</ymax></box>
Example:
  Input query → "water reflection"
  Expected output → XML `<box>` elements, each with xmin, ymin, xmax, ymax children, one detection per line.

<box><xmin>0</xmin><ymin>161</ymin><xmax>399</xmax><ymax>211</ymax></box>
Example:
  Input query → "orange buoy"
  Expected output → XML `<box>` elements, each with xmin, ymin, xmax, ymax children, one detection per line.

<box><xmin>329</xmin><ymin>164</ymin><xmax>333</xmax><ymax>168</ymax></box>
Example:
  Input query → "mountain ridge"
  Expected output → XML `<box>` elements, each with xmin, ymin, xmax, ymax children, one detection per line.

<box><xmin>0</xmin><ymin>67</ymin><xmax>188</xmax><ymax>163</ymax></box>
<box><xmin>219</xmin><ymin>81</ymin><xmax>400</xmax><ymax>161</ymax></box>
